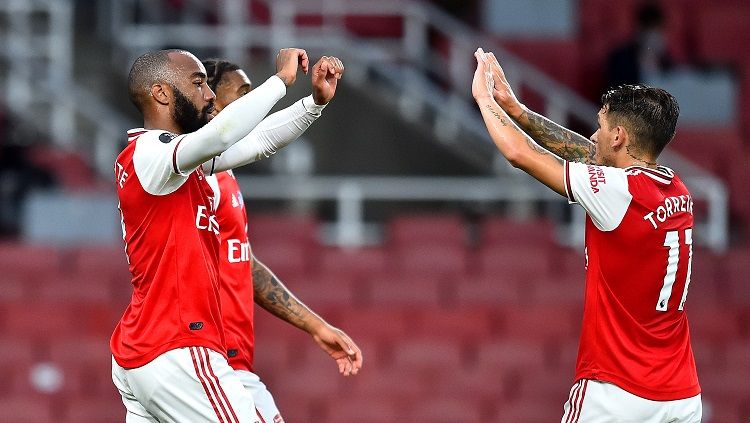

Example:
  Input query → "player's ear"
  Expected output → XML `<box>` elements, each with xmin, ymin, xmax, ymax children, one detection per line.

<box><xmin>150</xmin><ymin>83</ymin><xmax>170</xmax><ymax>106</ymax></box>
<box><xmin>612</xmin><ymin>125</ymin><xmax>627</xmax><ymax>148</ymax></box>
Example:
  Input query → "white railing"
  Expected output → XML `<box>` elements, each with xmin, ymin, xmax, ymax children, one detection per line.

<box><xmin>0</xmin><ymin>0</ymin><xmax>135</xmax><ymax>176</ymax></box>
<box><xmin>100</xmin><ymin>0</ymin><xmax>729</xmax><ymax>251</ymax></box>
<box><xmin>233</xmin><ymin>174</ymin><xmax>726</xmax><ymax>251</ymax></box>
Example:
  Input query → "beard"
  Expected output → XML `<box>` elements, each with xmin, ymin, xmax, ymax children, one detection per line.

<box><xmin>172</xmin><ymin>87</ymin><xmax>213</xmax><ymax>134</ymax></box>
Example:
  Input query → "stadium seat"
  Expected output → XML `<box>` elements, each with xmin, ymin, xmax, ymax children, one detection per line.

<box><xmin>392</xmin><ymin>338</ymin><xmax>464</xmax><ymax>370</ymax></box>
<box><xmin>393</xmin><ymin>242</ymin><xmax>468</xmax><ymax>276</ymax></box>
<box><xmin>366</xmin><ymin>273</ymin><xmax>447</xmax><ymax>307</ymax></box>
<box><xmin>407</xmin><ymin>395</ymin><xmax>485</xmax><ymax>423</ymax></box>
<box><xmin>409</xmin><ymin>306</ymin><xmax>496</xmax><ymax>341</ymax></box>
<box><xmin>62</xmin><ymin>394</ymin><xmax>124</xmax><ymax>423</ymax></box>
<box><xmin>36</xmin><ymin>273</ymin><xmax>113</xmax><ymax>303</ymax></box>
<box><xmin>478</xmin><ymin>216</ymin><xmax>556</xmax><ymax>247</ymax></box>
<box><xmin>386</xmin><ymin>213</ymin><xmax>468</xmax><ymax>247</ymax></box>
<box><xmin>694</xmin><ymin>4</ymin><xmax>750</xmax><ymax>65</ymax></box>
<box><xmin>48</xmin><ymin>337</ymin><xmax>113</xmax><ymax>396</ymax></box>
<box><xmin>474</xmin><ymin>340</ymin><xmax>547</xmax><ymax>377</ymax></box>
<box><xmin>454</xmin><ymin>273</ymin><xmax>522</xmax><ymax>307</ymax></box>
<box><xmin>318</xmin><ymin>246</ymin><xmax>388</xmax><ymax>277</ymax></box>
<box><xmin>475</xmin><ymin>243</ymin><xmax>554</xmax><ymax>284</ymax></box>
<box><xmin>247</xmin><ymin>212</ymin><xmax>319</xmax><ymax>246</ymax></box>
<box><xmin>495</xmin><ymin>304</ymin><xmax>579</xmax><ymax>342</ymax></box>
<box><xmin>322</xmin><ymin>394</ymin><xmax>403</xmax><ymax>423</ymax></box>
<box><xmin>328</xmin><ymin>306</ymin><xmax>410</xmax><ymax>342</ymax></box>
<box><xmin>0</xmin><ymin>396</ymin><xmax>54</xmax><ymax>423</ymax></box>
<box><xmin>0</xmin><ymin>242</ymin><xmax>61</xmax><ymax>277</ymax></box>
<box><xmin>251</xmin><ymin>239</ymin><xmax>315</xmax><ymax>278</ymax></box>
<box><xmin>282</xmin><ymin>273</ymin><xmax>361</xmax><ymax>308</ymax></box>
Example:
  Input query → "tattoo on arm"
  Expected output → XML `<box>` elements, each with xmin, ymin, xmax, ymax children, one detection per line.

<box><xmin>252</xmin><ymin>257</ymin><xmax>311</xmax><ymax>330</ymax></box>
<box><xmin>486</xmin><ymin>104</ymin><xmax>550</xmax><ymax>156</ymax></box>
<box><xmin>517</xmin><ymin>110</ymin><xmax>595</xmax><ymax>163</ymax></box>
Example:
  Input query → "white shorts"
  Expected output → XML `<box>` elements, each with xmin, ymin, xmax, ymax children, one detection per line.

<box><xmin>235</xmin><ymin>370</ymin><xmax>284</xmax><ymax>423</ymax></box>
<box><xmin>562</xmin><ymin>379</ymin><xmax>702</xmax><ymax>423</ymax></box>
<box><xmin>112</xmin><ymin>347</ymin><xmax>260</xmax><ymax>423</ymax></box>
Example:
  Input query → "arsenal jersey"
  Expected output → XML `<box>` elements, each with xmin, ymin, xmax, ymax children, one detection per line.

<box><xmin>207</xmin><ymin>170</ymin><xmax>257</xmax><ymax>372</ymax></box>
<box><xmin>564</xmin><ymin>161</ymin><xmax>700</xmax><ymax>401</ymax></box>
<box><xmin>111</xmin><ymin>128</ymin><xmax>225</xmax><ymax>369</ymax></box>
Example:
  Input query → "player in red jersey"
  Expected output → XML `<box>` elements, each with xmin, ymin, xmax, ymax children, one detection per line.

<box><xmin>472</xmin><ymin>49</ymin><xmax>701</xmax><ymax>422</ymax></box>
<box><xmin>202</xmin><ymin>57</ymin><xmax>362</xmax><ymax>423</ymax></box>
<box><xmin>111</xmin><ymin>48</ymin><xmax>314</xmax><ymax>423</ymax></box>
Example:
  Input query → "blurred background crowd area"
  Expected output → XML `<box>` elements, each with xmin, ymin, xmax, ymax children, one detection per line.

<box><xmin>0</xmin><ymin>0</ymin><xmax>749</xmax><ymax>422</ymax></box>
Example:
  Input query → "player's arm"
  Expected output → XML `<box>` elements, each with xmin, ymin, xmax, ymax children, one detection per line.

<box><xmin>206</xmin><ymin>55</ymin><xmax>344</xmax><ymax>174</ymax></box>
<box><xmin>472</xmin><ymin>49</ymin><xmax>566</xmax><ymax>196</ymax></box>
<box><xmin>174</xmin><ymin>48</ymin><xmax>309</xmax><ymax>174</ymax></box>
<box><xmin>206</xmin><ymin>96</ymin><xmax>324</xmax><ymax>173</ymax></box>
<box><xmin>251</xmin><ymin>254</ymin><xmax>363</xmax><ymax>376</ymax></box>
<box><xmin>485</xmin><ymin>52</ymin><xmax>596</xmax><ymax>164</ymax></box>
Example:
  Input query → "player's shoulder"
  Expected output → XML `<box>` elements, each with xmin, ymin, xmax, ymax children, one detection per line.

<box><xmin>624</xmin><ymin>165</ymin><xmax>676</xmax><ymax>185</ymax></box>
<box><xmin>128</xmin><ymin>128</ymin><xmax>181</xmax><ymax>145</ymax></box>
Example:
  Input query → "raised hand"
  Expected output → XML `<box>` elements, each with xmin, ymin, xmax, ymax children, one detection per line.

<box><xmin>311</xmin><ymin>55</ymin><xmax>345</xmax><ymax>105</ymax></box>
<box><xmin>472</xmin><ymin>48</ymin><xmax>494</xmax><ymax>101</ymax></box>
<box><xmin>311</xmin><ymin>323</ymin><xmax>362</xmax><ymax>376</ymax></box>
<box><xmin>486</xmin><ymin>52</ymin><xmax>524</xmax><ymax>118</ymax></box>
<box><xmin>275</xmin><ymin>48</ymin><xmax>310</xmax><ymax>87</ymax></box>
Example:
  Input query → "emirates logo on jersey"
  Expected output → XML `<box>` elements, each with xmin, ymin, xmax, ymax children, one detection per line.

<box><xmin>587</xmin><ymin>165</ymin><xmax>606</xmax><ymax>193</ymax></box>
<box><xmin>195</xmin><ymin>205</ymin><xmax>220</xmax><ymax>235</ymax></box>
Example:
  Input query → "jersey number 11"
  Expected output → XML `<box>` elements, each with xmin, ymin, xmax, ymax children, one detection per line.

<box><xmin>656</xmin><ymin>229</ymin><xmax>693</xmax><ymax>312</ymax></box>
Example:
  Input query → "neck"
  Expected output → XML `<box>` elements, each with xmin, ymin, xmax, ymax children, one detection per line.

<box><xmin>625</xmin><ymin>145</ymin><xmax>658</xmax><ymax>168</ymax></box>
<box><xmin>143</xmin><ymin>113</ymin><xmax>182</xmax><ymax>134</ymax></box>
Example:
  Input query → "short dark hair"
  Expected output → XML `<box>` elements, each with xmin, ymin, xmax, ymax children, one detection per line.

<box><xmin>128</xmin><ymin>49</ymin><xmax>189</xmax><ymax>113</ymax></box>
<box><xmin>202</xmin><ymin>59</ymin><xmax>242</xmax><ymax>93</ymax></box>
<box><xmin>601</xmin><ymin>84</ymin><xmax>679</xmax><ymax>157</ymax></box>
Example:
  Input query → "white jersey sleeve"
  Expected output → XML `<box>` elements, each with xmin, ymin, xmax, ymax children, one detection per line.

<box><xmin>132</xmin><ymin>130</ymin><xmax>191</xmax><ymax>196</ymax></box>
<box><xmin>207</xmin><ymin>95</ymin><xmax>326</xmax><ymax>174</ymax></box>
<box><xmin>565</xmin><ymin>161</ymin><xmax>632</xmax><ymax>232</ymax></box>
<box><xmin>174</xmin><ymin>75</ymin><xmax>287</xmax><ymax>175</ymax></box>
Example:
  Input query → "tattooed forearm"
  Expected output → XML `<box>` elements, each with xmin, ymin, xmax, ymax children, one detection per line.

<box><xmin>485</xmin><ymin>104</ymin><xmax>523</xmax><ymax>134</ymax></box>
<box><xmin>252</xmin><ymin>257</ymin><xmax>310</xmax><ymax>330</ymax></box>
<box><xmin>516</xmin><ymin>110</ymin><xmax>595</xmax><ymax>163</ymax></box>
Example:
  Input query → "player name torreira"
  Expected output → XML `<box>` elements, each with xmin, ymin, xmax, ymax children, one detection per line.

<box><xmin>642</xmin><ymin>194</ymin><xmax>693</xmax><ymax>229</ymax></box>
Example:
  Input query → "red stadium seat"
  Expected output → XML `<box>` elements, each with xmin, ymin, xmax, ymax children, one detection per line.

<box><xmin>62</xmin><ymin>395</ymin><xmax>124</xmax><ymax>423</ymax></box>
<box><xmin>0</xmin><ymin>242</ymin><xmax>62</xmax><ymax>277</ymax></box>
<box><xmin>694</xmin><ymin>4</ymin><xmax>750</xmax><ymax>65</ymax></box>
<box><xmin>281</xmin><ymin>273</ymin><xmax>361</xmax><ymax>307</ymax></box>
<box><xmin>366</xmin><ymin>273</ymin><xmax>447</xmax><ymax>307</ymax></box>
<box><xmin>474</xmin><ymin>340</ymin><xmax>547</xmax><ymax>376</ymax></box>
<box><xmin>329</xmin><ymin>306</ymin><xmax>411</xmax><ymax>342</ymax></box>
<box><xmin>251</xmin><ymin>239</ymin><xmax>315</xmax><ymax>278</ymax></box>
<box><xmin>247</xmin><ymin>212</ymin><xmax>319</xmax><ymax>246</ymax></box>
<box><xmin>386</xmin><ymin>213</ymin><xmax>468</xmax><ymax>247</ymax></box>
<box><xmin>478</xmin><ymin>216</ymin><xmax>556</xmax><ymax>247</ymax></box>
<box><xmin>496</xmin><ymin>304</ymin><xmax>579</xmax><ymax>342</ymax></box>
<box><xmin>475</xmin><ymin>244</ymin><xmax>553</xmax><ymax>282</ymax></box>
<box><xmin>392</xmin><ymin>338</ymin><xmax>464</xmax><ymax>370</ymax></box>
<box><xmin>393</xmin><ymin>242</ymin><xmax>468</xmax><ymax>276</ymax></box>
<box><xmin>0</xmin><ymin>396</ymin><xmax>54</xmax><ymax>423</ymax></box>
<box><xmin>323</xmin><ymin>394</ymin><xmax>404</xmax><ymax>423</ymax></box>
<box><xmin>454</xmin><ymin>273</ymin><xmax>522</xmax><ymax>307</ymax></box>
<box><xmin>318</xmin><ymin>246</ymin><xmax>388</xmax><ymax>277</ymax></box>
<box><xmin>407</xmin><ymin>395</ymin><xmax>485</xmax><ymax>423</ymax></box>
<box><xmin>410</xmin><ymin>306</ymin><xmax>496</xmax><ymax>341</ymax></box>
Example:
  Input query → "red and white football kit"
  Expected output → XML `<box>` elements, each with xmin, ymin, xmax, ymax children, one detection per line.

<box><xmin>561</xmin><ymin>162</ymin><xmax>701</xmax><ymax>422</ymax></box>
<box><xmin>207</xmin><ymin>95</ymin><xmax>325</xmax><ymax>423</ymax></box>
<box><xmin>111</xmin><ymin>75</ymin><xmax>289</xmax><ymax>423</ymax></box>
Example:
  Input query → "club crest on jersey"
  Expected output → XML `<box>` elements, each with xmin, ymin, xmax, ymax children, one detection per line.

<box><xmin>159</xmin><ymin>132</ymin><xmax>177</xmax><ymax>143</ymax></box>
<box><xmin>587</xmin><ymin>165</ymin><xmax>606</xmax><ymax>193</ymax></box>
